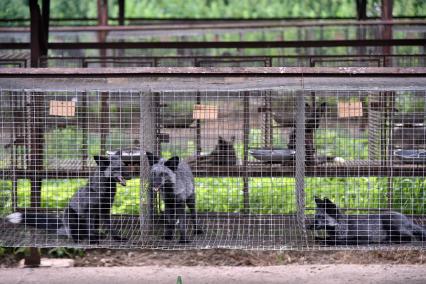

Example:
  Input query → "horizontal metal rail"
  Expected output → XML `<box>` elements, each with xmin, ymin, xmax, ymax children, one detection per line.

<box><xmin>1</xmin><ymin>19</ymin><xmax>425</xmax><ymax>31</ymax></box>
<box><xmin>1</xmin><ymin>39</ymin><xmax>425</xmax><ymax>50</ymax></box>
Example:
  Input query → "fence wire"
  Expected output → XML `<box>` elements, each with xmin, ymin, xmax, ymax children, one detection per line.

<box><xmin>0</xmin><ymin>87</ymin><xmax>425</xmax><ymax>250</ymax></box>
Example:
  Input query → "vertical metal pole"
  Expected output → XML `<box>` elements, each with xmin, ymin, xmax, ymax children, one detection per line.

<box><xmin>295</xmin><ymin>91</ymin><xmax>306</xmax><ymax>245</ymax></box>
<box><xmin>242</xmin><ymin>92</ymin><xmax>250</xmax><ymax>214</ymax></box>
<box><xmin>29</xmin><ymin>0</ymin><xmax>41</xmax><ymax>68</ymax></box>
<box><xmin>81</xmin><ymin>92</ymin><xmax>88</xmax><ymax>169</ymax></box>
<box><xmin>26</xmin><ymin>0</ymin><xmax>44</xmax><ymax>267</ymax></box>
<box><xmin>382</xmin><ymin>0</ymin><xmax>394</xmax><ymax>209</ymax></box>
<box><xmin>196</xmin><ymin>91</ymin><xmax>202</xmax><ymax>156</ymax></box>
<box><xmin>98</xmin><ymin>0</ymin><xmax>109</xmax><ymax>154</ymax></box>
<box><xmin>381</xmin><ymin>0</ymin><xmax>393</xmax><ymax>64</ymax></box>
<box><xmin>118</xmin><ymin>0</ymin><xmax>125</xmax><ymax>26</ymax></box>
<box><xmin>356</xmin><ymin>0</ymin><xmax>367</xmax><ymax>55</ymax></box>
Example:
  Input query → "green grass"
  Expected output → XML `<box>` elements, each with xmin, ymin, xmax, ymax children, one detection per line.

<box><xmin>1</xmin><ymin>176</ymin><xmax>425</xmax><ymax>216</ymax></box>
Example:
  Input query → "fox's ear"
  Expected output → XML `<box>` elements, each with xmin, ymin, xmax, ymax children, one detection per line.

<box><xmin>145</xmin><ymin>152</ymin><xmax>159</xmax><ymax>167</ymax></box>
<box><xmin>323</xmin><ymin>198</ymin><xmax>341</xmax><ymax>217</ymax></box>
<box><xmin>165</xmin><ymin>156</ymin><xmax>180</xmax><ymax>172</ymax></box>
<box><xmin>323</xmin><ymin>197</ymin><xmax>335</xmax><ymax>206</ymax></box>
<box><xmin>218</xmin><ymin>136</ymin><xmax>225</xmax><ymax>143</ymax></box>
<box><xmin>94</xmin><ymin>156</ymin><xmax>110</xmax><ymax>169</ymax></box>
<box><xmin>230</xmin><ymin>135</ymin><xmax>236</xmax><ymax>144</ymax></box>
<box><xmin>314</xmin><ymin>196</ymin><xmax>324</xmax><ymax>206</ymax></box>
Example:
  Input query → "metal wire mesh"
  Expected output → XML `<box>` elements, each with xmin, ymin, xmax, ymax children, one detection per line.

<box><xmin>0</xmin><ymin>76</ymin><xmax>425</xmax><ymax>250</ymax></box>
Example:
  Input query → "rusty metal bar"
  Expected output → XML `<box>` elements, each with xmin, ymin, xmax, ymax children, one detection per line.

<box><xmin>2</xmin><ymin>16</ymin><xmax>425</xmax><ymax>25</ymax></box>
<box><xmin>118</xmin><ymin>0</ymin><xmax>125</xmax><ymax>26</ymax></box>
<box><xmin>29</xmin><ymin>0</ymin><xmax>41</xmax><ymax>68</ymax></box>
<box><xmin>1</xmin><ymin>19</ymin><xmax>424</xmax><ymax>31</ymax></box>
<box><xmin>2</xmin><ymin>39</ymin><xmax>424</xmax><ymax>50</ymax></box>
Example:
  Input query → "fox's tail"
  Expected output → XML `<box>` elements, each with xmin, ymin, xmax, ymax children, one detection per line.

<box><xmin>411</xmin><ymin>223</ymin><xmax>426</xmax><ymax>241</ymax></box>
<box><xmin>6</xmin><ymin>212</ymin><xmax>63</xmax><ymax>232</ymax></box>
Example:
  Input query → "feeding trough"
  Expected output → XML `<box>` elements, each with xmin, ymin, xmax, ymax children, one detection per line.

<box><xmin>161</xmin><ymin>113</ymin><xmax>195</xmax><ymax>128</ymax></box>
<box><xmin>249</xmin><ymin>148</ymin><xmax>296</xmax><ymax>163</ymax></box>
<box><xmin>394</xmin><ymin>149</ymin><xmax>426</xmax><ymax>164</ymax></box>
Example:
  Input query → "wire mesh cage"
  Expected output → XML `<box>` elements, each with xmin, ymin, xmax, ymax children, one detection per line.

<box><xmin>0</xmin><ymin>70</ymin><xmax>425</xmax><ymax>250</ymax></box>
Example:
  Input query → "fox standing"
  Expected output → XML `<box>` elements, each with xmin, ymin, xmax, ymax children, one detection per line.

<box><xmin>146</xmin><ymin>152</ymin><xmax>203</xmax><ymax>243</ymax></box>
<box><xmin>6</xmin><ymin>154</ymin><xmax>128</xmax><ymax>244</ymax></box>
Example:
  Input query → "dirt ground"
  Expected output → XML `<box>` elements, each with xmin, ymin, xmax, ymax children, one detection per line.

<box><xmin>1</xmin><ymin>265</ymin><xmax>426</xmax><ymax>284</ymax></box>
<box><xmin>1</xmin><ymin>249</ymin><xmax>425</xmax><ymax>268</ymax></box>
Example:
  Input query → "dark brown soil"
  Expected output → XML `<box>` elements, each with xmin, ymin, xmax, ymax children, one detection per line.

<box><xmin>2</xmin><ymin>249</ymin><xmax>425</xmax><ymax>268</ymax></box>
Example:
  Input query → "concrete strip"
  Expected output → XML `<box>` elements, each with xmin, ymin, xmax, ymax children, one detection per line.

<box><xmin>1</xmin><ymin>265</ymin><xmax>425</xmax><ymax>284</ymax></box>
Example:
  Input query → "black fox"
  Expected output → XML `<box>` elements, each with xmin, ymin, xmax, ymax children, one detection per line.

<box><xmin>146</xmin><ymin>152</ymin><xmax>203</xmax><ymax>243</ymax></box>
<box><xmin>6</xmin><ymin>154</ymin><xmax>128</xmax><ymax>244</ymax></box>
<box><xmin>308</xmin><ymin>196</ymin><xmax>426</xmax><ymax>245</ymax></box>
<box><xmin>189</xmin><ymin>136</ymin><xmax>237</xmax><ymax>166</ymax></box>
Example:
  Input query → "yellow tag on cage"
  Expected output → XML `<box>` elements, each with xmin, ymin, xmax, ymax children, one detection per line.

<box><xmin>193</xmin><ymin>104</ymin><xmax>218</xmax><ymax>120</ymax></box>
<box><xmin>338</xmin><ymin>101</ymin><xmax>363</xmax><ymax>118</ymax></box>
<box><xmin>49</xmin><ymin>100</ymin><xmax>76</xmax><ymax>117</ymax></box>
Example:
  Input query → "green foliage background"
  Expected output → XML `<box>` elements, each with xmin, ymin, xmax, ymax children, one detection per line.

<box><xmin>0</xmin><ymin>0</ymin><xmax>424</xmax><ymax>24</ymax></box>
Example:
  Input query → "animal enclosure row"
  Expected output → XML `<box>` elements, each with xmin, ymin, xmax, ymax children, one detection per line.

<box><xmin>0</xmin><ymin>69</ymin><xmax>425</xmax><ymax>249</ymax></box>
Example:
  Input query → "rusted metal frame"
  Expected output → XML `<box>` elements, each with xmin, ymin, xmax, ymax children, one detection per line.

<box><xmin>1</xmin><ymin>67</ymin><xmax>424</xmax><ymax>78</ymax></box>
<box><xmin>3</xmin><ymin>38</ymin><xmax>425</xmax><ymax>50</ymax></box>
<box><xmin>311</xmin><ymin>58</ymin><xmax>383</xmax><ymax>67</ymax></box>
<box><xmin>29</xmin><ymin>0</ymin><xmax>42</xmax><ymax>68</ymax></box>
<box><xmin>195</xmin><ymin>58</ymin><xmax>270</xmax><ymax>67</ymax></box>
<box><xmin>83</xmin><ymin>59</ymin><xmax>154</xmax><ymax>67</ymax></box>
<box><xmin>2</xmin><ymin>16</ymin><xmax>425</xmax><ymax>26</ymax></box>
<box><xmin>40</xmin><ymin>0</ymin><xmax>50</xmax><ymax>61</ymax></box>
<box><xmin>118</xmin><ymin>0</ymin><xmax>125</xmax><ymax>26</ymax></box>
<box><xmin>382</xmin><ymin>0</ymin><xmax>394</xmax><ymax>209</ymax></box>
<box><xmin>382</xmin><ymin>0</ymin><xmax>393</xmax><ymax>63</ymax></box>
<box><xmin>356</xmin><ymin>0</ymin><xmax>367</xmax><ymax>55</ymax></box>
<box><xmin>2</xmin><ymin>19</ymin><xmax>425</xmax><ymax>32</ymax></box>
<box><xmin>40</xmin><ymin>54</ymin><xmax>426</xmax><ymax>69</ymax></box>
<box><xmin>0</xmin><ymin>62</ymin><xmax>25</xmax><ymax>68</ymax></box>
<box><xmin>242</xmin><ymin>92</ymin><xmax>250</xmax><ymax>214</ymax></box>
<box><xmin>27</xmin><ymin>0</ymin><xmax>46</xmax><ymax>267</ymax></box>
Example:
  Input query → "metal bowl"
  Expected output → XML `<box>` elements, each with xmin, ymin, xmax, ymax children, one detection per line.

<box><xmin>394</xmin><ymin>149</ymin><xmax>426</xmax><ymax>164</ymax></box>
<box><xmin>249</xmin><ymin>149</ymin><xmax>296</xmax><ymax>163</ymax></box>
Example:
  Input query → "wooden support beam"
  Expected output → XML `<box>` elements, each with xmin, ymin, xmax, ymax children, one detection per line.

<box><xmin>27</xmin><ymin>0</ymin><xmax>44</xmax><ymax>268</ymax></box>
<box><xmin>118</xmin><ymin>0</ymin><xmax>125</xmax><ymax>26</ymax></box>
<box><xmin>356</xmin><ymin>0</ymin><xmax>368</xmax><ymax>20</ymax></box>
<box><xmin>29</xmin><ymin>0</ymin><xmax>41</xmax><ymax>67</ymax></box>
<box><xmin>381</xmin><ymin>0</ymin><xmax>393</xmax><ymax>60</ymax></box>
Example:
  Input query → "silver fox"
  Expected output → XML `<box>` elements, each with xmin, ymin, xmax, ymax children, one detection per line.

<box><xmin>308</xmin><ymin>197</ymin><xmax>426</xmax><ymax>245</ymax></box>
<box><xmin>6</xmin><ymin>154</ymin><xmax>128</xmax><ymax>244</ymax></box>
<box><xmin>146</xmin><ymin>152</ymin><xmax>203</xmax><ymax>243</ymax></box>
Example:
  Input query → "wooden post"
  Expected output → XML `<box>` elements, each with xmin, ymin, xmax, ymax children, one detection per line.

<box><xmin>29</xmin><ymin>0</ymin><xmax>41</xmax><ymax>67</ymax></box>
<box><xmin>381</xmin><ymin>0</ymin><xmax>393</xmax><ymax>63</ymax></box>
<box><xmin>40</xmin><ymin>0</ymin><xmax>50</xmax><ymax>62</ymax></box>
<box><xmin>356</xmin><ymin>0</ymin><xmax>367</xmax><ymax>55</ymax></box>
<box><xmin>242</xmin><ymin>92</ymin><xmax>250</xmax><ymax>214</ymax></box>
<box><xmin>118</xmin><ymin>0</ymin><xmax>125</xmax><ymax>26</ymax></box>
<box><xmin>97</xmin><ymin>0</ymin><xmax>109</xmax><ymax>154</ymax></box>
<box><xmin>27</xmin><ymin>0</ymin><xmax>46</xmax><ymax>267</ymax></box>
<box><xmin>196</xmin><ymin>92</ymin><xmax>202</xmax><ymax>156</ymax></box>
